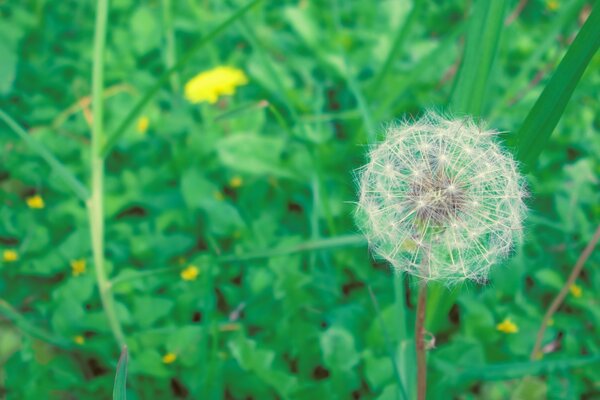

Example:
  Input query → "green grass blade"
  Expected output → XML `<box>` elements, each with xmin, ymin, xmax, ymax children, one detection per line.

<box><xmin>450</xmin><ymin>0</ymin><xmax>508</xmax><ymax>116</ymax></box>
<box><xmin>113</xmin><ymin>346</ymin><xmax>129</xmax><ymax>400</ymax></box>
<box><xmin>0</xmin><ymin>299</ymin><xmax>72</xmax><ymax>349</ymax></box>
<box><xmin>448</xmin><ymin>353</ymin><xmax>600</xmax><ymax>383</ymax></box>
<box><xmin>369</xmin><ymin>0</ymin><xmax>423</xmax><ymax>95</ymax></box>
<box><xmin>101</xmin><ymin>0</ymin><xmax>263</xmax><ymax>156</ymax></box>
<box><xmin>513</xmin><ymin>2</ymin><xmax>600</xmax><ymax>170</ymax></box>
<box><xmin>0</xmin><ymin>109</ymin><xmax>90</xmax><ymax>201</ymax></box>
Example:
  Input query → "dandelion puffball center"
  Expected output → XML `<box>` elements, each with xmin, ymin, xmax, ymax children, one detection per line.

<box><xmin>355</xmin><ymin>112</ymin><xmax>527</xmax><ymax>284</ymax></box>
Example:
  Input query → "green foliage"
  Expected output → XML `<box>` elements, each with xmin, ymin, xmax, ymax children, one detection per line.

<box><xmin>1</xmin><ymin>0</ymin><xmax>599</xmax><ymax>399</ymax></box>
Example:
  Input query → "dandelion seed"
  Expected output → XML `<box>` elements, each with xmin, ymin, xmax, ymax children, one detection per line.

<box><xmin>3</xmin><ymin>250</ymin><xmax>18</xmax><ymax>262</ymax></box>
<box><xmin>184</xmin><ymin>66</ymin><xmax>248</xmax><ymax>104</ymax></box>
<box><xmin>162</xmin><ymin>352</ymin><xmax>177</xmax><ymax>364</ymax></box>
<box><xmin>71</xmin><ymin>259</ymin><xmax>86</xmax><ymax>276</ymax></box>
<box><xmin>26</xmin><ymin>195</ymin><xmax>45</xmax><ymax>209</ymax></box>
<box><xmin>496</xmin><ymin>318</ymin><xmax>519</xmax><ymax>334</ymax></box>
<box><xmin>181</xmin><ymin>265</ymin><xmax>200</xmax><ymax>281</ymax></box>
<box><xmin>355</xmin><ymin>111</ymin><xmax>527</xmax><ymax>284</ymax></box>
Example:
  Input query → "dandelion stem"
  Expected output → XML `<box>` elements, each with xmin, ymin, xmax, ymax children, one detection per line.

<box><xmin>90</xmin><ymin>0</ymin><xmax>126</xmax><ymax>348</ymax></box>
<box><xmin>530</xmin><ymin>223</ymin><xmax>600</xmax><ymax>360</ymax></box>
<box><xmin>415</xmin><ymin>283</ymin><xmax>428</xmax><ymax>400</ymax></box>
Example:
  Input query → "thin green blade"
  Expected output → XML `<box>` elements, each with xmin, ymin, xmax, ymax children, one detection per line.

<box><xmin>513</xmin><ymin>2</ymin><xmax>600</xmax><ymax>170</ymax></box>
<box><xmin>450</xmin><ymin>0</ymin><xmax>508</xmax><ymax>116</ymax></box>
<box><xmin>113</xmin><ymin>346</ymin><xmax>129</xmax><ymax>400</ymax></box>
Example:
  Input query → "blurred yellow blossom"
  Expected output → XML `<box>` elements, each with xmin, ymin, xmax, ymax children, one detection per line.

<box><xmin>184</xmin><ymin>66</ymin><xmax>248</xmax><ymax>104</ymax></box>
<box><xmin>73</xmin><ymin>335</ymin><xmax>85</xmax><ymax>345</ymax></box>
<box><xmin>496</xmin><ymin>318</ymin><xmax>518</xmax><ymax>334</ymax></box>
<box><xmin>181</xmin><ymin>265</ymin><xmax>200</xmax><ymax>281</ymax></box>
<box><xmin>162</xmin><ymin>352</ymin><xmax>177</xmax><ymax>364</ymax></box>
<box><xmin>569</xmin><ymin>283</ymin><xmax>582</xmax><ymax>298</ymax></box>
<box><xmin>229</xmin><ymin>176</ymin><xmax>243</xmax><ymax>188</ymax></box>
<box><xmin>3</xmin><ymin>250</ymin><xmax>18</xmax><ymax>262</ymax></box>
<box><xmin>71</xmin><ymin>259</ymin><xmax>86</xmax><ymax>276</ymax></box>
<box><xmin>546</xmin><ymin>0</ymin><xmax>559</xmax><ymax>11</ymax></box>
<box><xmin>26</xmin><ymin>195</ymin><xmax>45</xmax><ymax>209</ymax></box>
<box><xmin>137</xmin><ymin>116</ymin><xmax>150</xmax><ymax>134</ymax></box>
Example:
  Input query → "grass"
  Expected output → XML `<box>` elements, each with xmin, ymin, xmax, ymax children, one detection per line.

<box><xmin>1</xmin><ymin>0</ymin><xmax>599</xmax><ymax>398</ymax></box>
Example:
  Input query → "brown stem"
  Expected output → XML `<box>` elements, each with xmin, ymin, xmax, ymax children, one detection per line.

<box><xmin>415</xmin><ymin>283</ymin><xmax>428</xmax><ymax>400</ymax></box>
<box><xmin>530</xmin><ymin>224</ymin><xmax>600</xmax><ymax>360</ymax></box>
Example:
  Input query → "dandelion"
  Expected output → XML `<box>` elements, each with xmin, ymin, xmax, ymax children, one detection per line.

<box><xmin>181</xmin><ymin>265</ymin><xmax>200</xmax><ymax>281</ymax></box>
<box><xmin>71</xmin><ymin>259</ymin><xmax>86</xmax><ymax>276</ymax></box>
<box><xmin>569</xmin><ymin>283</ymin><xmax>582</xmax><ymax>298</ymax></box>
<box><xmin>26</xmin><ymin>195</ymin><xmax>45</xmax><ymax>209</ymax></box>
<box><xmin>355</xmin><ymin>111</ymin><xmax>527</xmax><ymax>284</ymax></box>
<box><xmin>136</xmin><ymin>116</ymin><xmax>150</xmax><ymax>134</ymax></box>
<box><xmin>229</xmin><ymin>176</ymin><xmax>243</xmax><ymax>188</ymax></box>
<box><xmin>73</xmin><ymin>335</ymin><xmax>85</xmax><ymax>345</ymax></box>
<box><xmin>496</xmin><ymin>318</ymin><xmax>519</xmax><ymax>334</ymax></box>
<box><xmin>3</xmin><ymin>250</ymin><xmax>18</xmax><ymax>262</ymax></box>
<box><xmin>162</xmin><ymin>352</ymin><xmax>177</xmax><ymax>364</ymax></box>
<box><xmin>184</xmin><ymin>66</ymin><xmax>248</xmax><ymax>104</ymax></box>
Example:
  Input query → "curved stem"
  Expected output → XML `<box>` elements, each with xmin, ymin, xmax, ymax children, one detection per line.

<box><xmin>415</xmin><ymin>283</ymin><xmax>428</xmax><ymax>400</ymax></box>
<box><xmin>530</xmin><ymin>224</ymin><xmax>600</xmax><ymax>360</ymax></box>
<box><xmin>90</xmin><ymin>0</ymin><xmax>126</xmax><ymax>348</ymax></box>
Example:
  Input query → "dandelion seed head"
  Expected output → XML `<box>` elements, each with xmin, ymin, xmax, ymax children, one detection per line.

<box><xmin>355</xmin><ymin>111</ymin><xmax>527</xmax><ymax>284</ymax></box>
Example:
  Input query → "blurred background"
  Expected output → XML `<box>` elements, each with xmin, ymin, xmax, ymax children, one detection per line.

<box><xmin>1</xmin><ymin>0</ymin><xmax>599</xmax><ymax>398</ymax></box>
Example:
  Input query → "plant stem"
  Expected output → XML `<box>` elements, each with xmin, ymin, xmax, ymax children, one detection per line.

<box><xmin>530</xmin><ymin>223</ymin><xmax>600</xmax><ymax>360</ymax></box>
<box><xmin>90</xmin><ymin>0</ymin><xmax>126</xmax><ymax>348</ymax></box>
<box><xmin>415</xmin><ymin>283</ymin><xmax>428</xmax><ymax>400</ymax></box>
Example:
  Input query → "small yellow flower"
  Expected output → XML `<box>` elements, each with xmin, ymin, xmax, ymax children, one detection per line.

<box><xmin>71</xmin><ymin>259</ymin><xmax>86</xmax><ymax>276</ymax></box>
<box><xmin>26</xmin><ymin>195</ymin><xmax>45</xmax><ymax>209</ymax></box>
<box><xmin>73</xmin><ymin>335</ymin><xmax>85</xmax><ymax>345</ymax></box>
<box><xmin>137</xmin><ymin>116</ymin><xmax>150</xmax><ymax>134</ymax></box>
<box><xmin>184</xmin><ymin>66</ymin><xmax>248</xmax><ymax>104</ymax></box>
<box><xmin>229</xmin><ymin>176</ymin><xmax>243</xmax><ymax>188</ymax></box>
<box><xmin>181</xmin><ymin>265</ymin><xmax>200</xmax><ymax>281</ymax></box>
<box><xmin>569</xmin><ymin>283</ymin><xmax>582</xmax><ymax>298</ymax></box>
<box><xmin>162</xmin><ymin>352</ymin><xmax>177</xmax><ymax>364</ymax></box>
<box><xmin>546</xmin><ymin>0</ymin><xmax>559</xmax><ymax>11</ymax></box>
<box><xmin>496</xmin><ymin>318</ymin><xmax>519</xmax><ymax>334</ymax></box>
<box><xmin>3</xmin><ymin>250</ymin><xmax>18</xmax><ymax>262</ymax></box>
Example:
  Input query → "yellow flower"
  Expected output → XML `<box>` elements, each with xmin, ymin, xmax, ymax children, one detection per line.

<box><xmin>229</xmin><ymin>176</ymin><xmax>243</xmax><ymax>188</ymax></box>
<box><xmin>184</xmin><ymin>66</ymin><xmax>248</xmax><ymax>104</ymax></box>
<box><xmin>71</xmin><ymin>259</ymin><xmax>86</xmax><ymax>276</ymax></box>
<box><xmin>137</xmin><ymin>116</ymin><xmax>150</xmax><ymax>134</ymax></box>
<box><xmin>73</xmin><ymin>335</ymin><xmax>85</xmax><ymax>345</ymax></box>
<box><xmin>181</xmin><ymin>265</ymin><xmax>200</xmax><ymax>281</ymax></box>
<box><xmin>569</xmin><ymin>283</ymin><xmax>582</xmax><ymax>298</ymax></box>
<box><xmin>496</xmin><ymin>318</ymin><xmax>519</xmax><ymax>334</ymax></box>
<box><xmin>3</xmin><ymin>250</ymin><xmax>18</xmax><ymax>262</ymax></box>
<box><xmin>162</xmin><ymin>352</ymin><xmax>177</xmax><ymax>364</ymax></box>
<box><xmin>26</xmin><ymin>195</ymin><xmax>45</xmax><ymax>209</ymax></box>
<box><xmin>546</xmin><ymin>0</ymin><xmax>559</xmax><ymax>11</ymax></box>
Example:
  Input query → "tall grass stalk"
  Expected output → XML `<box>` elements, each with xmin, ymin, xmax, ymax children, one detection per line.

<box><xmin>90</xmin><ymin>0</ymin><xmax>126</xmax><ymax>348</ymax></box>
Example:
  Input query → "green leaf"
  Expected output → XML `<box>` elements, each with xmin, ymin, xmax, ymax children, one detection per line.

<box><xmin>513</xmin><ymin>2</ymin><xmax>600</xmax><ymax>170</ymax></box>
<box><xmin>216</xmin><ymin>133</ymin><xmax>293</xmax><ymax>178</ymax></box>
<box><xmin>450</xmin><ymin>0</ymin><xmax>508</xmax><ymax>116</ymax></box>
<box><xmin>451</xmin><ymin>354</ymin><xmax>600</xmax><ymax>383</ymax></box>
<box><xmin>0</xmin><ymin>41</ymin><xmax>17</xmax><ymax>94</ymax></box>
<box><xmin>320</xmin><ymin>326</ymin><xmax>360</xmax><ymax>371</ymax></box>
<box><xmin>113</xmin><ymin>346</ymin><xmax>128</xmax><ymax>400</ymax></box>
<box><xmin>132</xmin><ymin>296</ymin><xmax>174</xmax><ymax>328</ymax></box>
